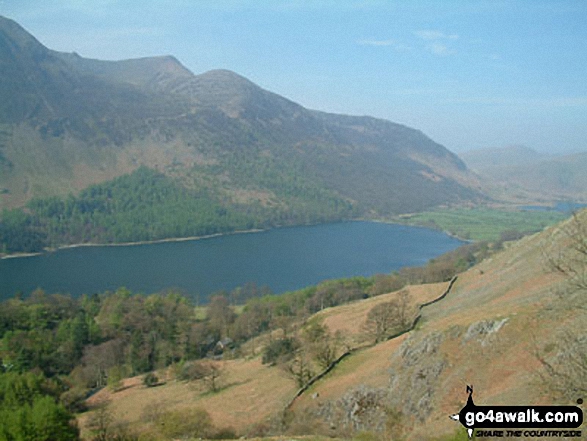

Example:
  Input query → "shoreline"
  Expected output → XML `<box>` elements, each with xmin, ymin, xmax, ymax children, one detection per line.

<box><xmin>0</xmin><ymin>227</ymin><xmax>267</xmax><ymax>260</ymax></box>
<box><xmin>362</xmin><ymin>216</ymin><xmax>473</xmax><ymax>243</ymax></box>
<box><xmin>0</xmin><ymin>219</ymin><xmax>470</xmax><ymax>261</ymax></box>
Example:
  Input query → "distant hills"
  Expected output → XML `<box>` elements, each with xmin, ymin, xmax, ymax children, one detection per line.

<box><xmin>0</xmin><ymin>15</ymin><xmax>483</xmax><ymax>248</ymax></box>
<box><xmin>462</xmin><ymin>145</ymin><xmax>587</xmax><ymax>202</ymax></box>
<box><xmin>460</xmin><ymin>144</ymin><xmax>545</xmax><ymax>169</ymax></box>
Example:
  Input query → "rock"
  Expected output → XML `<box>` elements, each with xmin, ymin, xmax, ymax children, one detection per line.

<box><xmin>400</xmin><ymin>332</ymin><xmax>444</xmax><ymax>367</ymax></box>
<box><xmin>388</xmin><ymin>332</ymin><xmax>447</xmax><ymax>422</ymax></box>
<box><xmin>462</xmin><ymin>318</ymin><xmax>508</xmax><ymax>346</ymax></box>
<box><xmin>316</xmin><ymin>386</ymin><xmax>390</xmax><ymax>433</ymax></box>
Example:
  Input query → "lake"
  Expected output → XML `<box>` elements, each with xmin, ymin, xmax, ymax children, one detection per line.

<box><xmin>0</xmin><ymin>222</ymin><xmax>463</xmax><ymax>302</ymax></box>
<box><xmin>520</xmin><ymin>201</ymin><xmax>587</xmax><ymax>212</ymax></box>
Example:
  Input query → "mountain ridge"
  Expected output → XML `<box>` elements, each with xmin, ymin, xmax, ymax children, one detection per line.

<box><xmin>0</xmin><ymin>15</ymin><xmax>483</xmax><ymax>249</ymax></box>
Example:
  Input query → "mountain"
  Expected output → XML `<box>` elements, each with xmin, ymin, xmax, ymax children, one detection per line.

<box><xmin>461</xmin><ymin>145</ymin><xmax>587</xmax><ymax>202</ymax></box>
<box><xmin>0</xmin><ymin>15</ymin><xmax>483</xmax><ymax>248</ymax></box>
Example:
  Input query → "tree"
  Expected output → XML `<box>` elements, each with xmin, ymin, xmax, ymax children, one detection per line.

<box><xmin>536</xmin><ymin>211</ymin><xmax>587</xmax><ymax>401</ymax></box>
<box><xmin>262</xmin><ymin>338</ymin><xmax>298</xmax><ymax>365</ymax></box>
<box><xmin>86</xmin><ymin>402</ymin><xmax>113</xmax><ymax>441</ymax></box>
<box><xmin>80</xmin><ymin>339</ymin><xmax>125</xmax><ymax>388</ymax></box>
<box><xmin>395</xmin><ymin>289</ymin><xmax>413</xmax><ymax>329</ymax></box>
<box><xmin>363</xmin><ymin>302</ymin><xmax>397</xmax><ymax>343</ymax></box>
<box><xmin>0</xmin><ymin>372</ymin><xmax>79</xmax><ymax>441</ymax></box>
<box><xmin>143</xmin><ymin>372</ymin><xmax>159</xmax><ymax>388</ymax></box>
<box><xmin>363</xmin><ymin>290</ymin><xmax>414</xmax><ymax>344</ymax></box>
<box><xmin>303</xmin><ymin>322</ymin><xmax>343</xmax><ymax>369</ymax></box>
<box><xmin>545</xmin><ymin>211</ymin><xmax>587</xmax><ymax>299</ymax></box>
<box><xmin>106</xmin><ymin>365</ymin><xmax>126</xmax><ymax>392</ymax></box>
<box><xmin>207</xmin><ymin>295</ymin><xmax>236</xmax><ymax>339</ymax></box>
<box><xmin>180</xmin><ymin>360</ymin><xmax>224</xmax><ymax>393</ymax></box>
<box><xmin>534</xmin><ymin>331</ymin><xmax>587</xmax><ymax>402</ymax></box>
<box><xmin>284</xmin><ymin>350</ymin><xmax>314</xmax><ymax>388</ymax></box>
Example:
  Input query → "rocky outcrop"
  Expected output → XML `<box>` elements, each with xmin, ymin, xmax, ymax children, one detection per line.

<box><xmin>388</xmin><ymin>332</ymin><xmax>447</xmax><ymax>422</ymax></box>
<box><xmin>316</xmin><ymin>386</ymin><xmax>391</xmax><ymax>434</ymax></box>
<box><xmin>462</xmin><ymin>318</ymin><xmax>508</xmax><ymax>346</ymax></box>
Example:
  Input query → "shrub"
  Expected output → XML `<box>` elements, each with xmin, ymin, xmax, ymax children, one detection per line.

<box><xmin>211</xmin><ymin>427</ymin><xmax>238</xmax><ymax>439</ymax></box>
<box><xmin>155</xmin><ymin>407</ymin><xmax>213</xmax><ymax>439</ymax></box>
<box><xmin>60</xmin><ymin>387</ymin><xmax>88</xmax><ymax>413</ymax></box>
<box><xmin>177</xmin><ymin>360</ymin><xmax>223</xmax><ymax>392</ymax></box>
<box><xmin>142</xmin><ymin>372</ymin><xmax>159</xmax><ymax>388</ymax></box>
<box><xmin>262</xmin><ymin>338</ymin><xmax>298</xmax><ymax>365</ymax></box>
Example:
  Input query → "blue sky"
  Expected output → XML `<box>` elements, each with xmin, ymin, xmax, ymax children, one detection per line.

<box><xmin>2</xmin><ymin>0</ymin><xmax>586</xmax><ymax>154</ymax></box>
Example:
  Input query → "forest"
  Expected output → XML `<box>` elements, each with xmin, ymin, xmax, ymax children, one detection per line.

<box><xmin>0</xmin><ymin>165</ymin><xmax>355</xmax><ymax>254</ymax></box>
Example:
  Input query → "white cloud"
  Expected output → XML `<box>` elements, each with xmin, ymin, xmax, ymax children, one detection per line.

<box><xmin>429</xmin><ymin>42</ymin><xmax>454</xmax><ymax>56</ymax></box>
<box><xmin>357</xmin><ymin>39</ymin><xmax>411</xmax><ymax>51</ymax></box>
<box><xmin>358</xmin><ymin>39</ymin><xmax>395</xmax><ymax>46</ymax></box>
<box><xmin>414</xmin><ymin>30</ymin><xmax>458</xmax><ymax>41</ymax></box>
<box><xmin>413</xmin><ymin>29</ymin><xmax>458</xmax><ymax>56</ymax></box>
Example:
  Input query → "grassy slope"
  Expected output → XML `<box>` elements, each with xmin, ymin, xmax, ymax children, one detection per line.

<box><xmin>77</xmin><ymin>283</ymin><xmax>451</xmax><ymax>438</ymax></box>
<box><xmin>294</xmin><ymin>213</ymin><xmax>584</xmax><ymax>439</ymax></box>
<box><xmin>80</xmin><ymin>358</ymin><xmax>297</xmax><ymax>439</ymax></box>
<box><xmin>79</xmin><ymin>212</ymin><xmax>585</xmax><ymax>439</ymax></box>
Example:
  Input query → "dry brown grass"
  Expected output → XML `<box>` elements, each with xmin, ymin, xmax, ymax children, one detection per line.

<box><xmin>318</xmin><ymin>281</ymin><xmax>450</xmax><ymax>344</ymax></box>
<box><xmin>292</xmin><ymin>335</ymin><xmax>409</xmax><ymax>409</ymax></box>
<box><xmin>81</xmin><ymin>357</ymin><xmax>297</xmax><ymax>437</ymax></box>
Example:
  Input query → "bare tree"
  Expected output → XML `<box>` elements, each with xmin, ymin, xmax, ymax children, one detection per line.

<box><xmin>207</xmin><ymin>295</ymin><xmax>236</xmax><ymax>338</ymax></box>
<box><xmin>284</xmin><ymin>350</ymin><xmax>314</xmax><ymax>388</ymax></box>
<box><xmin>312</xmin><ymin>337</ymin><xmax>339</xmax><ymax>370</ymax></box>
<box><xmin>545</xmin><ymin>211</ymin><xmax>587</xmax><ymax>299</ymax></box>
<box><xmin>536</xmin><ymin>210</ymin><xmax>587</xmax><ymax>401</ymax></box>
<box><xmin>302</xmin><ymin>321</ymin><xmax>348</xmax><ymax>370</ymax></box>
<box><xmin>81</xmin><ymin>339</ymin><xmax>125</xmax><ymax>388</ymax></box>
<box><xmin>363</xmin><ymin>301</ymin><xmax>399</xmax><ymax>343</ymax></box>
<box><xmin>395</xmin><ymin>289</ymin><xmax>413</xmax><ymax>329</ymax></box>
<box><xmin>534</xmin><ymin>330</ymin><xmax>587</xmax><ymax>403</ymax></box>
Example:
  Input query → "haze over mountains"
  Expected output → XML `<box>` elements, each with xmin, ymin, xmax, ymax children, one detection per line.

<box><xmin>0</xmin><ymin>15</ymin><xmax>481</xmax><ymax>224</ymax></box>
<box><xmin>461</xmin><ymin>145</ymin><xmax>587</xmax><ymax>202</ymax></box>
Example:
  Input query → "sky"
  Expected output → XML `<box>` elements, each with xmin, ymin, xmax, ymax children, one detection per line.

<box><xmin>1</xmin><ymin>0</ymin><xmax>586</xmax><ymax>154</ymax></box>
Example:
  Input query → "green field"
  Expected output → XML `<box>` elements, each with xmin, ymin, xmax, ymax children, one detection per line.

<box><xmin>397</xmin><ymin>208</ymin><xmax>568</xmax><ymax>242</ymax></box>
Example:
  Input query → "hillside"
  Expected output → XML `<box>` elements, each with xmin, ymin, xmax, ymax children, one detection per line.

<box><xmin>78</xmin><ymin>211</ymin><xmax>586</xmax><ymax>439</ymax></box>
<box><xmin>291</xmin><ymin>211</ymin><xmax>586</xmax><ymax>438</ymax></box>
<box><xmin>0</xmin><ymin>15</ymin><xmax>484</xmax><ymax>249</ymax></box>
<box><xmin>461</xmin><ymin>146</ymin><xmax>587</xmax><ymax>203</ymax></box>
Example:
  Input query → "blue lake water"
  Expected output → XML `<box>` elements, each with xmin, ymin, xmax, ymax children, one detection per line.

<box><xmin>520</xmin><ymin>201</ymin><xmax>587</xmax><ymax>212</ymax></box>
<box><xmin>0</xmin><ymin>222</ymin><xmax>463</xmax><ymax>302</ymax></box>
